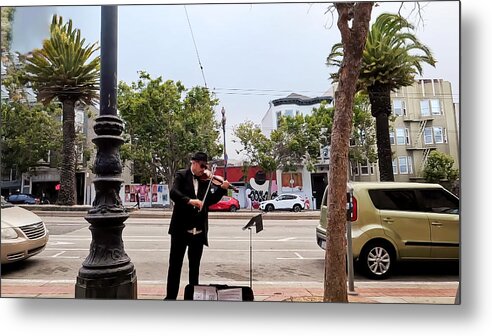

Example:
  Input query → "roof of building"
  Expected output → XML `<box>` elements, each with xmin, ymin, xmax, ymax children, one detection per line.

<box><xmin>271</xmin><ymin>92</ymin><xmax>333</xmax><ymax>107</ymax></box>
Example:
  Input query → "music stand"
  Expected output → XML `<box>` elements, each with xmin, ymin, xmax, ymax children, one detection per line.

<box><xmin>242</xmin><ymin>214</ymin><xmax>263</xmax><ymax>288</ymax></box>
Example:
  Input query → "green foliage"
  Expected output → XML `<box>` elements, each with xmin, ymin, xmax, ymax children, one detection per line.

<box><xmin>423</xmin><ymin>151</ymin><xmax>459</xmax><ymax>183</ymax></box>
<box><xmin>1</xmin><ymin>7</ymin><xmax>16</xmax><ymax>52</ymax></box>
<box><xmin>234</xmin><ymin>96</ymin><xmax>376</xmax><ymax>178</ymax></box>
<box><xmin>327</xmin><ymin>12</ymin><xmax>436</xmax><ymax>182</ymax></box>
<box><xmin>327</xmin><ymin>13</ymin><xmax>436</xmax><ymax>91</ymax></box>
<box><xmin>118</xmin><ymin>71</ymin><xmax>221</xmax><ymax>184</ymax></box>
<box><xmin>23</xmin><ymin>15</ymin><xmax>100</xmax><ymax>106</ymax></box>
<box><xmin>349</xmin><ymin>93</ymin><xmax>377</xmax><ymax>163</ymax></box>
<box><xmin>22</xmin><ymin>14</ymin><xmax>100</xmax><ymax>205</ymax></box>
<box><xmin>1</xmin><ymin>101</ymin><xmax>62</xmax><ymax>174</ymax></box>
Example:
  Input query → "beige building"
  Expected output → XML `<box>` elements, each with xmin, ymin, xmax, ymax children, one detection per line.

<box><xmin>351</xmin><ymin>78</ymin><xmax>460</xmax><ymax>182</ymax></box>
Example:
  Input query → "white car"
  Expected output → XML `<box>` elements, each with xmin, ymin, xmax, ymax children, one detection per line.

<box><xmin>1</xmin><ymin>196</ymin><xmax>49</xmax><ymax>264</ymax></box>
<box><xmin>259</xmin><ymin>194</ymin><xmax>305</xmax><ymax>212</ymax></box>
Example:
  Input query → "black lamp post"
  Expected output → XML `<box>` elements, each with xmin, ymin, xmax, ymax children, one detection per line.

<box><xmin>75</xmin><ymin>5</ymin><xmax>137</xmax><ymax>299</ymax></box>
<box><xmin>221</xmin><ymin>107</ymin><xmax>227</xmax><ymax>180</ymax></box>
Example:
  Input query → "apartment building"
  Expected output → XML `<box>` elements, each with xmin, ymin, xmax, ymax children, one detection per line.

<box><xmin>351</xmin><ymin>79</ymin><xmax>460</xmax><ymax>182</ymax></box>
<box><xmin>259</xmin><ymin>79</ymin><xmax>459</xmax><ymax>208</ymax></box>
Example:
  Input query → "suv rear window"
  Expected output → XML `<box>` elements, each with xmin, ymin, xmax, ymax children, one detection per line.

<box><xmin>417</xmin><ymin>189</ymin><xmax>459</xmax><ymax>214</ymax></box>
<box><xmin>369</xmin><ymin>189</ymin><xmax>420</xmax><ymax>211</ymax></box>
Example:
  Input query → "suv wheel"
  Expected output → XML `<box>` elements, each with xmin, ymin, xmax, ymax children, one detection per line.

<box><xmin>292</xmin><ymin>204</ymin><xmax>302</xmax><ymax>212</ymax></box>
<box><xmin>265</xmin><ymin>204</ymin><xmax>274</xmax><ymax>212</ymax></box>
<box><xmin>358</xmin><ymin>241</ymin><xmax>394</xmax><ymax>280</ymax></box>
<box><xmin>229</xmin><ymin>205</ymin><xmax>237</xmax><ymax>212</ymax></box>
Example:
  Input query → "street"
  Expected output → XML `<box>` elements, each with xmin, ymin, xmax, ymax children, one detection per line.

<box><xmin>1</xmin><ymin>214</ymin><xmax>459</xmax><ymax>289</ymax></box>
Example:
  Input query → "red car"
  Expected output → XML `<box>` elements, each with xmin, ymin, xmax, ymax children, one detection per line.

<box><xmin>209</xmin><ymin>196</ymin><xmax>240</xmax><ymax>212</ymax></box>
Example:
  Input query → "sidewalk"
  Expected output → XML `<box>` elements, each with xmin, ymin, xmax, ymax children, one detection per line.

<box><xmin>1</xmin><ymin>280</ymin><xmax>459</xmax><ymax>304</ymax></box>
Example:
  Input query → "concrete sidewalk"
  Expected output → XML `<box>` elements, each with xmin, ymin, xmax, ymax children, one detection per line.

<box><xmin>1</xmin><ymin>280</ymin><xmax>459</xmax><ymax>304</ymax></box>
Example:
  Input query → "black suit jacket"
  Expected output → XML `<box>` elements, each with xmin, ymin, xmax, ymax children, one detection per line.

<box><xmin>169</xmin><ymin>168</ymin><xmax>226</xmax><ymax>246</ymax></box>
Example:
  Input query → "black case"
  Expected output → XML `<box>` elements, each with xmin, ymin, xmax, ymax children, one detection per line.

<box><xmin>184</xmin><ymin>284</ymin><xmax>254</xmax><ymax>301</ymax></box>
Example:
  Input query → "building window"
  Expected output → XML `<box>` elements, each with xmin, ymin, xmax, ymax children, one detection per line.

<box><xmin>420</xmin><ymin>100</ymin><xmax>430</xmax><ymax>116</ymax></box>
<box><xmin>276</xmin><ymin>111</ymin><xmax>281</xmax><ymax>128</ymax></box>
<box><xmin>393</xmin><ymin>99</ymin><xmax>406</xmax><ymax>116</ymax></box>
<box><xmin>360</xmin><ymin>161</ymin><xmax>369</xmax><ymax>175</ymax></box>
<box><xmin>398</xmin><ymin>156</ymin><xmax>409</xmax><ymax>174</ymax></box>
<box><xmin>408</xmin><ymin>156</ymin><xmax>413</xmax><ymax>174</ymax></box>
<box><xmin>389</xmin><ymin>131</ymin><xmax>395</xmax><ymax>145</ymax></box>
<box><xmin>420</xmin><ymin>99</ymin><xmax>442</xmax><ymax>117</ymax></box>
<box><xmin>431</xmin><ymin>99</ymin><xmax>442</xmax><ymax>115</ymax></box>
<box><xmin>284</xmin><ymin>109</ymin><xmax>294</xmax><ymax>117</ymax></box>
<box><xmin>296</xmin><ymin>110</ymin><xmax>300</xmax><ymax>116</ymax></box>
<box><xmin>352</xmin><ymin>162</ymin><xmax>359</xmax><ymax>176</ymax></box>
<box><xmin>433</xmin><ymin>127</ymin><xmax>445</xmax><ymax>144</ymax></box>
<box><xmin>396</xmin><ymin>128</ymin><xmax>409</xmax><ymax>145</ymax></box>
<box><xmin>392</xmin><ymin>159</ymin><xmax>398</xmax><ymax>174</ymax></box>
<box><xmin>424</xmin><ymin>127</ymin><xmax>433</xmax><ymax>144</ymax></box>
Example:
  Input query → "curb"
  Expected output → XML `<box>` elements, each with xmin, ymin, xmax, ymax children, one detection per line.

<box><xmin>22</xmin><ymin>205</ymin><xmax>321</xmax><ymax>220</ymax></box>
<box><xmin>0</xmin><ymin>282</ymin><xmax>459</xmax><ymax>304</ymax></box>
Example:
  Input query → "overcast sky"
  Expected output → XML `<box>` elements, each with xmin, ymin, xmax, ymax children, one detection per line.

<box><xmin>10</xmin><ymin>1</ymin><xmax>459</xmax><ymax>160</ymax></box>
<box><xmin>5</xmin><ymin>1</ymin><xmax>492</xmax><ymax>335</ymax></box>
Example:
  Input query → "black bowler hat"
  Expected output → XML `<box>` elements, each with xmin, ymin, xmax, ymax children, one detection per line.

<box><xmin>191</xmin><ymin>151</ymin><xmax>208</xmax><ymax>162</ymax></box>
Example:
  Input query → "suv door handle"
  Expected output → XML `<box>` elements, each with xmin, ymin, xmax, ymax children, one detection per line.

<box><xmin>431</xmin><ymin>221</ymin><xmax>443</xmax><ymax>227</ymax></box>
<box><xmin>382</xmin><ymin>217</ymin><xmax>394</xmax><ymax>223</ymax></box>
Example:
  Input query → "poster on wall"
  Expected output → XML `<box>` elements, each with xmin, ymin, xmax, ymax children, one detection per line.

<box><xmin>122</xmin><ymin>183</ymin><xmax>169</xmax><ymax>208</ymax></box>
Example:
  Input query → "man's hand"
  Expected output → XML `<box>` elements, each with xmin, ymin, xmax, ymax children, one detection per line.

<box><xmin>188</xmin><ymin>199</ymin><xmax>204</xmax><ymax>210</ymax></box>
<box><xmin>221</xmin><ymin>180</ymin><xmax>231</xmax><ymax>190</ymax></box>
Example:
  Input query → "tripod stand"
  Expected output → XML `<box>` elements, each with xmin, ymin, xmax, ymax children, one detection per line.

<box><xmin>242</xmin><ymin>214</ymin><xmax>263</xmax><ymax>289</ymax></box>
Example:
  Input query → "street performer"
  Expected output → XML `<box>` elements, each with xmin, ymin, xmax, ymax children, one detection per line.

<box><xmin>164</xmin><ymin>151</ymin><xmax>231</xmax><ymax>300</ymax></box>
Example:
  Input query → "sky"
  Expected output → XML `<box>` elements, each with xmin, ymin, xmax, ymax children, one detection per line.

<box><xmin>2</xmin><ymin>1</ymin><xmax>492</xmax><ymax>334</ymax></box>
<box><xmin>8</xmin><ymin>1</ymin><xmax>459</xmax><ymax>161</ymax></box>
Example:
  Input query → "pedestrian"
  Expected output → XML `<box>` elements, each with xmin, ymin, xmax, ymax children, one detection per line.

<box><xmin>164</xmin><ymin>151</ymin><xmax>230</xmax><ymax>300</ymax></box>
<box><xmin>135</xmin><ymin>189</ymin><xmax>140</xmax><ymax>209</ymax></box>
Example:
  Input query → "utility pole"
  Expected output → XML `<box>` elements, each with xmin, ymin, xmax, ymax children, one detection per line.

<box><xmin>221</xmin><ymin>106</ymin><xmax>227</xmax><ymax>180</ymax></box>
<box><xmin>75</xmin><ymin>5</ymin><xmax>137</xmax><ymax>299</ymax></box>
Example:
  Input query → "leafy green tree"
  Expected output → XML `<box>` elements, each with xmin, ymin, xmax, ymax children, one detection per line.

<box><xmin>1</xmin><ymin>101</ymin><xmax>62</xmax><ymax>176</ymax></box>
<box><xmin>233</xmin><ymin>121</ymin><xmax>279</xmax><ymax>199</ymax></box>
<box><xmin>118</xmin><ymin>71</ymin><xmax>221</xmax><ymax>187</ymax></box>
<box><xmin>423</xmin><ymin>151</ymin><xmax>459</xmax><ymax>183</ymax></box>
<box><xmin>308</xmin><ymin>95</ymin><xmax>377</xmax><ymax>170</ymax></box>
<box><xmin>23</xmin><ymin>15</ymin><xmax>100</xmax><ymax>205</ymax></box>
<box><xmin>234</xmin><ymin>115</ymin><xmax>323</xmax><ymax>199</ymax></box>
<box><xmin>349</xmin><ymin>93</ymin><xmax>377</xmax><ymax>167</ymax></box>
<box><xmin>327</xmin><ymin>13</ymin><xmax>436</xmax><ymax>181</ymax></box>
<box><xmin>1</xmin><ymin>7</ymin><xmax>15</xmax><ymax>53</ymax></box>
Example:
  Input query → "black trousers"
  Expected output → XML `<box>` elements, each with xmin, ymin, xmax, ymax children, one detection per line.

<box><xmin>165</xmin><ymin>233</ymin><xmax>204</xmax><ymax>300</ymax></box>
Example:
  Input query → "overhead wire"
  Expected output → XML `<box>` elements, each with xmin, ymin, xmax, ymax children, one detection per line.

<box><xmin>184</xmin><ymin>5</ymin><xmax>208</xmax><ymax>88</ymax></box>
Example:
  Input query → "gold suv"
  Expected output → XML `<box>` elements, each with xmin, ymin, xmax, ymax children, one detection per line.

<box><xmin>316</xmin><ymin>182</ymin><xmax>459</xmax><ymax>279</ymax></box>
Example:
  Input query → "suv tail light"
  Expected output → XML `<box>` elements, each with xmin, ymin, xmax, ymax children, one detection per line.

<box><xmin>351</xmin><ymin>196</ymin><xmax>357</xmax><ymax>221</ymax></box>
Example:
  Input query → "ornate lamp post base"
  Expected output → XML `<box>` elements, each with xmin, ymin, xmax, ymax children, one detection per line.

<box><xmin>75</xmin><ymin>268</ymin><xmax>137</xmax><ymax>299</ymax></box>
<box><xmin>75</xmin><ymin>115</ymin><xmax>138</xmax><ymax>299</ymax></box>
<box><xmin>75</xmin><ymin>212</ymin><xmax>137</xmax><ymax>299</ymax></box>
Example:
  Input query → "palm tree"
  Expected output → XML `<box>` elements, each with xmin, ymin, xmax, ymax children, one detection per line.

<box><xmin>24</xmin><ymin>15</ymin><xmax>100</xmax><ymax>205</ymax></box>
<box><xmin>327</xmin><ymin>13</ymin><xmax>436</xmax><ymax>181</ymax></box>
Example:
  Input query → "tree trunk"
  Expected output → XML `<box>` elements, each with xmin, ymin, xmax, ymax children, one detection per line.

<box><xmin>57</xmin><ymin>99</ymin><xmax>77</xmax><ymax>205</ymax></box>
<box><xmin>324</xmin><ymin>2</ymin><xmax>373</xmax><ymax>303</ymax></box>
<box><xmin>368</xmin><ymin>84</ymin><xmax>394</xmax><ymax>181</ymax></box>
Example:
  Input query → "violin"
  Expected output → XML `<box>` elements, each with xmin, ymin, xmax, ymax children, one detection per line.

<box><xmin>200</xmin><ymin>169</ymin><xmax>239</xmax><ymax>192</ymax></box>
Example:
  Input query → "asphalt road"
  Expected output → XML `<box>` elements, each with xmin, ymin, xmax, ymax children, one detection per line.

<box><xmin>1</xmin><ymin>215</ymin><xmax>459</xmax><ymax>286</ymax></box>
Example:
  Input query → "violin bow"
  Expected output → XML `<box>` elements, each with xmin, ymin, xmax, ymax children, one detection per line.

<box><xmin>199</xmin><ymin>163</ymin><xmax>217</xmax><ymax>212</ymax></box>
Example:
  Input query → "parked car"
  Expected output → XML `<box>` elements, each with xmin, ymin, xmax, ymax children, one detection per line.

<box><xmin>316</xmin><ymin>182</ymin><xmax>459</xmax><ymax>279</ymax></box>
<box><xmin>209</xmin><ymin>196</ymin><xmax>240</xmax><ymax>212</ymax></box>
<box><xmin>259</xmin><ymin>193</ymin><xmax>305</xmax><ymax>212</ymax></box>
<box><xmin>1</xmin><ymin>196</ymin><xmax>49</xmax><ymax>264</ymax></box>
<box><xmin>6</xmin><ymin>193</ymin><xmax>40</xmax><ymax>205</ymax></box>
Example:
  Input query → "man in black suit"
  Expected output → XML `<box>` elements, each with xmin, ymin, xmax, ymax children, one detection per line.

<box><xmin>164</xmin><ymin>152</ymin><xmax>230</xmax><ymax>300</ymax></box>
